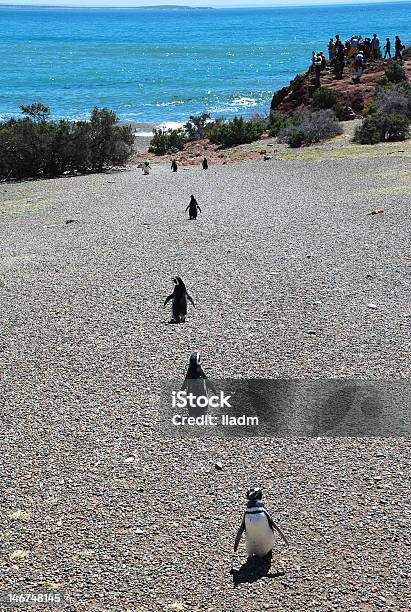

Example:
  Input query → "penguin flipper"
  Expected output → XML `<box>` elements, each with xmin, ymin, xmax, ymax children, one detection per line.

<box><xmin>234</xmin><ymin>516</ymin><xmax>246</xmax><ymax>552</ymax></box>
<box><xmin>187</xmin><ymin>293</ymin><xmax>195</xmax><ymax>307</ymax></box>
<box><xmin>197</xmin><ymin>206</ymin><xmax>202</xmax><ymax>213</ymax></box>
<box><xmin>265</xmin><ymin>510</ymin><xmax>289</xmax><ymax>545</ymax></box>
<box><xmin>164</xmin><ymin>294</ymin><xmax>173</xmax><ymax>307</ymax></box>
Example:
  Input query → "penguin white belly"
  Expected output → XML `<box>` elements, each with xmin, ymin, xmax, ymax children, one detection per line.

<box><xmin>245</xmin><ymin>513</ymin><xmax>276</xmax><ymax>557</ymax></box>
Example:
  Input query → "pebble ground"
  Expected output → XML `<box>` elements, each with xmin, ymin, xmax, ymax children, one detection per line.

<box><xmin>1</xmin><ymin>151</ymin><xmax>410</xmax><ymax>611</ymax></box>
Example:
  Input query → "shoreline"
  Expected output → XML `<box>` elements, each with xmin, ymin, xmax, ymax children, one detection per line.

<box><xmin>127</xmin><ymin>120</ymin><xmax>187</xmax><ymax>154</ymax></box>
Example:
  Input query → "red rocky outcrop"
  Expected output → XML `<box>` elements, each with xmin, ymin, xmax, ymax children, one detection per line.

<box><xmin>270</xmin><ymin>58</ymin><xmax>411</xmax><ymax>117</ymax></box>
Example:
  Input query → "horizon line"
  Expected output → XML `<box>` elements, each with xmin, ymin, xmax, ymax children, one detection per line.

<box><xmin>1</xmin><ymin>0</ymin><xmax>411</xmax><ymax>8</ymax></box>
<box><xmin>0</xmin><ymin>0</ymin><xmax>411</xmax><ymax>9</ymax></box>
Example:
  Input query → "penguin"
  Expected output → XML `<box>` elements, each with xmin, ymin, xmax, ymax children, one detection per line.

<box><xmin>163</xmin><ymin>276</ymin><xmax>195</xmax><ymax>323</ymax></box>
<box><xmin>185</xmin><ymin>195</ymin><xmax>202</xmax><ymax>220</ymax></box>
<box><xmin>171</xmin><ymin>159</ymin><xmax>178</xmax><ymax>172</ymax></box>
<box><xmin>181</xmin><ymin>352</ymin><xmax>217</xmax><ymax>409</ymax></box>
<box><xmin>142</xmin><ymin>160</ymin><xmax>151</xmax><ymax>175</ymax></box>
<box><xmin>202</xmin><ymin>157</ymin><xmax>208</xmax><ymax>170</ymax></box>
<box><xmin>234</xmin><ymin>486</ymin><xmax>289</xmax><ymax>559</ymax></box>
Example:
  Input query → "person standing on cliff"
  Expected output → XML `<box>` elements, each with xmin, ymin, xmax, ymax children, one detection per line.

<box><xmin>394</xmin><ymin>36</ymin><xmax>405</xmax><ymax>60</ymax></box>
<box><xmin>314</xmin><ymin>53</ymin><xmax>322</xmax><ymax>87</ymax></box>
<box><xmin>311</xmin><ymin>50</ymin><xmax>316</xmax><ymax>67</ymax></box>
<box><xmin>364</xmin><ymin>38</ymin><xmax>372</xmax><ymax>60</ymax></box>
<box><xmin>384</xmin><ymin>37</ymin><xmax>391</xmax><ymax>59</ymax></box>
<box><xmin>328</xmin><ymin>38</ymin><xmax>335</xmax><ymax>62</ymax></box>
<box><xmin>371</xmin><ymin>34</ymin><xmax>381</xmax><ymax>60</ymax></box>
<box><xmin>353</xmin><ymin>50</ymin><xmax>364</xmax><ymax>83</ymax></box>
<box><xmin>334</xmin><ymin>41</ymin><xmax>345</xmax><ymax>80</ymax></box>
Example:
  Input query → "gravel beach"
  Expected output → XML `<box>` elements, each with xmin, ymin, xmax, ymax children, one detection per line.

<box><xmin>1</xmin><ymin>150</ymin><xmax>410</xmax><ymax>611</ymax></box>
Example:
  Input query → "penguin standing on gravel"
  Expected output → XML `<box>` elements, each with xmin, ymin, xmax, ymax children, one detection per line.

<box><xmin>202</xmin><ymin>157</ymin><xmax>208</xmax><ymax>170</ymax></box>
<box><xmin>142</xmin><ymin>160</ymin><xmax>151</xmax><ymax>175</ymax></box>
<box><xmin>186</xmin><ymin>195</ymin><xmax>202</xmax><ymax>220</ymax></box>
<box><xmin>163</xmin><ymin>277</ymin><xmax>195</xmax><ymax>323</ymax></box>
<box><xmin>181</xmin><ymin>352</ymin><xmax>217</xmax><ymax>401</ymax></box>
<box><xmin>171</xmin><ymin>159</ymin><xmax>178</xmax><ymax>172</ymax></box>
<box><xmin>234</xmin><ymin>486</ymin><xmax>289</xmax><ymax>560</ymax></box>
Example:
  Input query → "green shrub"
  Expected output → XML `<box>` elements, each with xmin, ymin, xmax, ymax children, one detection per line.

<box><xmin>312</xmin><ymin>87</ymin><xmax>338</xmax><ymax>110</ymax></box>
<box><xmin>362</xmin><ymin>101</ymin><xmax>376</xmax><ymax>117</ymax></box>
<box><xmin>286</xmin><ymin>129</ymin><xmax>305</xmax><ymax>148</ymax></box>
<box><xmin>297</xmin><ymin>109</ymin><xmax>342</xmax><ymax>143</ymax></box>
<box><xmin>267</xmin><ymin>111</ymin><xmax>289</xmax><ymax>136</ymax></box>
<box><xmin>375</xmin><ymin>78</ymin><xmax>411</xmax><ymax>97</ymax></box>
<box><xmin>20</xmin><ymin>102</ymin><xmax>50</xmax><ymax>121</ymax></box>
<box><xmin>0</xmin><ymin>105</ymin><xmax>134</xmax><ymax>180</ymax></box>
<box><xmin>354</xmin><ymin>112</ymin><xmax>410</xmax><ymax>144</ymax></box>
<box><xmin>207</xmin><ymin>116</ymin><xmax>265</xmax><ymax>147</ymax></box>
<box><xmin>279</xmin><ymin>109</ymin><xmax>342</xmax><ymax>146</ymax></box>
<box><xmin>375</xmin><ymin>85</ymin><xmax>411</xmax><ymax>118</ymax></box>
<box><xmin>348</xmin><ymin>91</ymin><xmax>365</xmax><ymax>113</ymax></box>
<box><xmin>148</xmin><ymin>128</ymin><xmax>188</xmax><ymax>154</ymax></box>
<box><xmin>383</xmin><ymin>113</ymin><xmax>410</xmax><ymax>140</ymax></box>
<box><xmin>88</xmin><ymin>107</ymin><xmax>134</xmax><ymax>171</ymax></box>
<box><xmin>184</xmin><ymin>113</ymin><xmax>210</xmax><ymax>141</ymax></box>
<box><xmin>379</xmin><ymin>62</ymin><xmax>407</xmax><ymax>85</ymax></box>
<box><xmin>356</xmin><ymin>60</ymin><xmax>410</xmax><ymax>145</ymax></box>
<box><xmin>353</xmin><ymin>114</ymin><xmax>385</xmax><ymax>144</ymax></box>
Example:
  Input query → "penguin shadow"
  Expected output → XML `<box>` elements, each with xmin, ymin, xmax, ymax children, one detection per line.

<box><xmin>230</xmin><ymin>554</ymin><xmax>285</xmax><ymax>586</ymax></box>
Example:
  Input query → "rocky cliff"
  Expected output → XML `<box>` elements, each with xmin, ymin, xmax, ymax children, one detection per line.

<box><xmin>270</xmin><ymin>58</ymin><xmax>411</xmax><ymax>117</ymax></box>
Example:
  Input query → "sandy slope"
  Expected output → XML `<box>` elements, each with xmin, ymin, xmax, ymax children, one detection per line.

<box><xmin>0</xmin><ymin>148</ymin><xmax>410</xmax><ymax>611</ymax></box>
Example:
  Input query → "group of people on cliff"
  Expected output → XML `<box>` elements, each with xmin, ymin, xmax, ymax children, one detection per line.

<box><xmin>312</xmin><ymin>32</ymin><xmax>406</xmax><ymax>85</ymax></box>
<box><xmin>328</xmin><ymin>33</ymin><xmax>405</xmax><ymax>63</ymax></box>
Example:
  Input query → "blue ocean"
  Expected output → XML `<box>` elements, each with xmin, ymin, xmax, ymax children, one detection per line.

<box><xmin>0</xmin><ymin>2</ymin><xmax>410</xmax><ymax>125</ymax></box>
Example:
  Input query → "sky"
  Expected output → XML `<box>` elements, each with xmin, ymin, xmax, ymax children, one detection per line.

<box><xmin>2</xmin><ymin>0</ymin><xmax>410</xmax><ymax>7</ymax></box>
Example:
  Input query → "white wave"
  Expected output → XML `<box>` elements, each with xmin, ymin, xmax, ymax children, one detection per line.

<box><xmin>157</xmin><ymin>121</ymin><xmax>185</xmax><ymax>130</ymax></box>
<box><xmin>155</xmin><ymin>101</ymin><xmax>185</xmax><ymax>107</ymax></box>
<box><xmin>231</xmin><ymin>97</ymin><xmax>258</xmax><ymax>107</ymax></box>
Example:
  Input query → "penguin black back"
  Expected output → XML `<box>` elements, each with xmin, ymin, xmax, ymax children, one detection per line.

<box><xmin>181</xmin><ymin>352</ymin><xmax>217</xmax><ymax>415</ymax></box>
<box><xmin>186</xmin><ymin>195</ymin><xmax>201</xmax><ymax>220</ymax></box>
<box><xmin>163</xmin><ymin>276</ymin><xmax>195</xmax><ymax>323</ymax></box>
<box><xmin>185</xmin><ymin>351</ymin><xmax>204</xmax><ymax>379</ymax></box>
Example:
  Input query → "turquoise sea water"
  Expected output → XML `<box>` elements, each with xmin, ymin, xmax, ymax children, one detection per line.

<box><xmin>0</xmin><ymin>3</ymin><xmax>410</xmax><ymax>124</ymax></box>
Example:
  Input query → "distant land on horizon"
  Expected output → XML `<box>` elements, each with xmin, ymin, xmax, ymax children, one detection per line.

<box><xmin>0</xmin><ymin>3</ymin><xmax>214</xmax><ymax>8</ymax></box>
<box><xmin>1</xmin><ymin>0</ymin><xmax>410</xmax><ymax>8</ymax></box>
